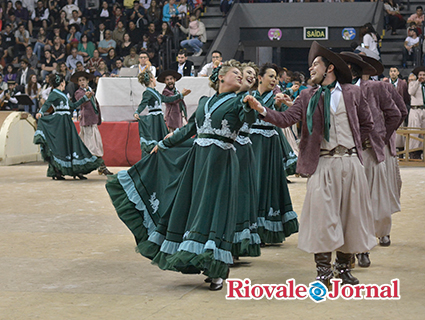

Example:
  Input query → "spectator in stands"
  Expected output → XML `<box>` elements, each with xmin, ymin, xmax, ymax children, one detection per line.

<box><xmin>94</xmin><ymin>60</ymin><xmax>109</xmax><ymax>77</ymax></box>
<box><xmin>40</xmin><ymin>49</ymin><xmax>57</xmax><ymax>80</ymax></box>
<box><xmin>21</xmin><ymin>0</ymin><xmax>36</xmax><ymax>16</ymax></box>
<box><xmin>25</xmin><ymin>74</ymin><xmax>40</xmax><ymax>116</ymax></box>
<box><xmin>99</xmin><ymin>1</ymin><xmax>112</xmax><ymax>25</ymax></box>
<box><xmin>118</xmin><ymin>33</ymin><xmax>134</xmax><ymax>58</ymax></box>
<box><xmin>192</xmin><ymin>0</ymin><xmax>204</xmax><ymax>20</ymax></box>
<box><xmin>6</xmin><ymin>11</ymin><xmax>19</xmax><ymax>32</ymax></box>
<box><xmin>87</xmin><ymin>49</ymin><xmax>103</xmax><ymax>73</ymax></box>
<box><xmin>402</xmin><ymin>28</ymin><xmax>420</xmax><ymax>68</ymax></box>
<box><xmin>94</xmin><ymin>22</ymin><xmax>106</xmax><ymax>46</ymax></box>
<box><xmin>177</xmin><ymin>15</ymin><xmax>206</xmax><ymax>57</ymax></box>
<box><xmin>33</xmin><ymin>26</ymin><xmax>49</xmax><ymax>61</ymax></box>
<box><xmin>47</xmin><ymin>24</ymin><xmax>65</xmax><ymax>47</ymax></box>
<box><xmin>0</xmin><ymin>74</ymin><xmax>8</xmax><ymax>92</ymax></box>
<box><xmin>48</xmin><ymin>0</ymin><xmax>61</xmax><ymax>24</ymax></box>
<box><xmin>79</xmin><ymin>16</ymin><xmax>95</xmax><ymax>41</ymax></box>
<box><xmin>14</xmin><ymin>23</ymin><xmax>30</xmax><ymax>56</ymax></box>
<box><xmin>2</xmin><ymin>25</ymin><xmax>16</xmax><ymax>62</ymax></box>
<box><xmin>361</xmin><ymin>23</ymin><xmax>380</xmax><ymax>60</ymax></box>
<box><xmin>21</xmin><ymin>45</ymin><xmax>38</xmax><ymax>70</ymax></box>
<box><xmin>104</xmin><ymin>47</ymin><xmax>118</xmax><ymax>71</ymax></box>
<box><xmin>160</xmin><ymin>21</ymin><xmax>174</xmax><ymax>43</ymax></box>
<box><xmin>198</xmin><ymin>50</ymin><xmax>222</xmax><ymax>77</ymax></box>
<box><xmin>62</xmin><ymin>0</ymin><xmax>81</xmax><ymax>20</ymax></box>
<box><xmin>138</xmin><ymin>50</ymin><xmax>156</xmax><ymax>76</ymax></box>
<box><xmin>110</xmin><ymin>6</ymin><xmax>126</xmax><ymax>31</ymax></box>
<box><xmin>127</xmin><ymin>1</ymin><xmax>147</xmax><ymax>31</ymax></box>
<box><xmin>0</xmin><ymin>80</ymin><xmax>19</xmax><ymax>110</ymax></box>
<box><xmin>111</xmin><ymin>58</ymin><xmax>124</xmax><ymax>76</ymax></box>
<box><xmin>58</xmin><ymin>10</ymin><xmax>69</xmax><ymax>37</ymax></box>
<box><xmin>51</xmin><ymin>35</ymin><xmax>66</xmax><ymax>62</ymax></box>
<box><xmin>4</xmin><ymin>1</ymin><xmax>15</xmax><ymax>22</ymax></box>
<box><xmin>407</xmin><ymin>6</ymin><xmax>424</xmax><ymax>28</ymax></box>
<box><xmin>29</xmin><ymin>0</ymin><xmax>49</xmax><ymax>36</ymax></box>
<box><xmin>127</xmin><ymin>21</ymin><xmax>141</xmax><ymax>47</ymax></box>
<box><xmin>278</xmin><ymin>67</ymin><xmax>292</xmax><ymax>91</ymax></box>
<box><xmin>77</xmin><ymin>34</ymin><xmax>95</xmax><ymax>63</ymax></box>
<box><xmin>140</xmin><ymin>34</ymin><xmax>149</xmax><ymax>50</ymax></box>
<box><xmin>163</xmin><ymin>0</ymin><xmax>178</xmax><ymax>24</ymax></box>
<box><xmin>69</xmin><ymin>9</ymin><xmax>81</xmax><ymax>26</ymax></box>
<box><xmin>146</xmin><ymin>22</ymin><xmax>159</xmax><ymax>45</ymax></box>
<box><xmin>283</xmin><ymin>71</ymin><xmax>307</xmax><ymax>100</ymax></box>
<box><xmin>65</xmin><ymin>24</ymin><xmax>81</xmax><ymax>54</ymax></box>
<box><xmin>112</xmin><ymin>20</ymin><xmax>126</xmax><ymax>46</ymax></box>
<box><xmin>98</xmin><ymin>30</ymin><xmax>116</xmax><ymax>57</ymax></box>
<box><xmin>123</xmin><ymin>46</ymin><xmax>138</xmax><ymax>67</ymax></box>
<box><xmin>56</xmin><ymin>61</ymin><xmax>71</xmax><ymax>82</ymax></box>
<box><xmin>0</xmin><ymin>35</ymin><xmax>7</xmax><ymax>66</ymax></box>
<box><xmin>220</xmin><ymin>0</ymin><xmax>233</xmax><ymax>17</ymax></box>
<box><xmin>383</xmin><ymin>0</ymin><xmax>405</xmax><ymax>35</ymax></box>
<box><xmin>66</xmin><ymin>47</ymin><xmax>84</xmax><ymax>73</ymax></box>
<box><xmin>14</xmin><ymin>1</ymin><xmax>29</xmax><ymax>26</ymax></box>
<box><xmin>147</xmin><ymin>0</ymin><xmax>161</xmax><ymax>28</ymax></box>
<box><xmin>170</xmin><ymin>50</ymin><xmax>194</xmax><ymax>76</ymax></box>
<box><xmin>4</xmin><ymin>64</ymin><xmax>17</xmax><ymax>83</ymax></box>
<box><xmin>149</xmin><ymin>38</ymin><xmax>161</xmax><ymax>68</ymax></box>
<box><xmin>177</xmin><ymin>0</ymin><xmax>188</xmax><ymax>27</ymax></box>
<box><xmin>38</xmin><ymin>73</ymin><xmax>52</xmax><ymax>107</ymax></box>
<box><xmin>16</xmin><ymin>58</ymin><xmax>36</xmax><ymax>87</ymax></box>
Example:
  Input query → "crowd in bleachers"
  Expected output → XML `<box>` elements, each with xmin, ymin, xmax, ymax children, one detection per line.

<box><xmin>0</xmin><ymin>0</ymin><xmax>209</xmax><ymax>115</ymax></box>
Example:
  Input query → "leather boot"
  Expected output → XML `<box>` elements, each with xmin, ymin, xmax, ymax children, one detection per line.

<box><xmin>356</xmin><ymin>252</ymin><xmax>371</xmax><ymax>268</ymax></box>
<box><xmin>314</xmin><ymin>252</ymin><xmax>333</xmax><ymax>290</ymax></box>
<box><xmin>334</xmin><ymin>251</ymin><xmax>359</xmax><ymax>285</ymax></box>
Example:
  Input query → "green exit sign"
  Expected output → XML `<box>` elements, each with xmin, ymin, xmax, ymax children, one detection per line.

<box><xmin>304</xmin><ymin>27</ymin><xmax>328</xmax><ymax>40</ymax></box>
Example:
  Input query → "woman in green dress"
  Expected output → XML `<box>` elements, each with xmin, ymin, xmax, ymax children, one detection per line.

<box><xmin>133</xmin><ymin>70</ymin><xmax>190</xmax><ymax>156</ymax></box>
<box><xmin>250</xmin><ymin>63</ymin><xmax>299</xmax><ymax>244</ymax></box>
<box><xmin>107</xmin><ymin>60</ymin><xmax>256</xmax><ymax>291</ymax></box>
<box><xmin>34</xmin><ymin>74</ymin><xmax>103</xmax><ymax>180</ymax></box>
<box><xmin>232</xmin><ymin>62</ymin><xmax>261</xmax><ymax>258</ymax></box>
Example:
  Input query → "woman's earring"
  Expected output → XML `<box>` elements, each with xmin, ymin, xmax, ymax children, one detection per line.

<box><xmin>220</xmin><ymin>79</ymin><xmax>224</xmax><ymax>83</ymax></box>
<box><xmin>259</xmin><ymin>81</ymin><xmax>262</xmax><ymax>84</ymax></box>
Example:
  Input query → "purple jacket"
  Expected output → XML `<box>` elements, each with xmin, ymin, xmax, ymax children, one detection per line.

<box><xmin>361</xmin><ymin>80</ymin><xmax>401</xmax><ymax>163</ymax></box>
<box><xmin>382</xmin><ymin>81</ymin><xmax>409</xmax><ymax>156</ymax></box>
<box><xmin>75</xmin><ymin>87</ymin><xmax>102</xmax><ymax>126</ymax></box>
<box><xmin>261</xmin><ymin>83</ymin><xmax>374</xmax><ymax>175</ymax></box>
<box><xmin>162</xmin><ymin>86</ymin><xmax>186</xmax><ymax>129</ymax></box>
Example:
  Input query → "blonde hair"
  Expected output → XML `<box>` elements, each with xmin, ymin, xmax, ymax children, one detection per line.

<box><xmin>209</xmin><ymin>59</ymin><xmax>242</xmax><ymax>92</ymax></box>
<box><xmin>138</xmin><ymin>70</ymin><xmax>153</xmax><ymax>87</ymax></box>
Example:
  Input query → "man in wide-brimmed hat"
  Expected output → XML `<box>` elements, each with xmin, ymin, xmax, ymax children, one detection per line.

<box><xmin>340</xmin><ymin>52</ymin><xmax>402</xmax><ymax>267</ymax></box>
<box><xmin>16</xmin><ymin>57</ymin><xmax>36</xmax><ymax>87</ymax></box>
<box><xmin>157</xmin><ymin>69</ymin><xmax>187</xmax><ymax>132</ymax></box>
<box><xmin>72</xmin><ymin>71</ymin><xmax>113</xmax><ymax>176</ymax></box>
<box><xmin>246</xmin><ymin>41</ymin><xmax>376</xmax><ymax>288</ymax></box>
<box><xmin>407</xmin><ymin>65</ymin><xmax>425</xmax><ymax>159</ymax></box>
<box><xmin>360</xmin><ymin>55</ymin><xmax>408</xmax><ymax>240</ymax></box>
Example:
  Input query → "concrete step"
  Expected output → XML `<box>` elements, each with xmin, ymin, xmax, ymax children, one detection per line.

<box><xmin>202</xmin><ymin>6</ymin><xmax>222</xmax><ymax>16</ymax></box>
<box><xmin>381</xmin><ymin>52</ymin><xmax>403</xmax><ymax>66</ymax></box>
<box><xmin>206</xmin><ymin>29</ymin><xmax>219</xmax><ymax>40</ymax></box>
<box><xmin>202</xmin><ymin>16</ymin><xmax>224</xmax><ymax>29</ymax></box>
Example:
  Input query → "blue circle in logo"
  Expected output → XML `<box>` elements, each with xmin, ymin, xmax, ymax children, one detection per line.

<box><xmin>309</xmin><ymin>281</ymin><xmax>327</xmax><ymax>302</ymax></box>
<box><xmin>342</xmin><ymin>28</ymin><xmax>356</xmax><ymax>41</ymax></box>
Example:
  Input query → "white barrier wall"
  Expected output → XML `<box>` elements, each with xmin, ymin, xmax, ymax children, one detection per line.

<box><xmin>96</xmin><ymin>77</ymin><xmax>215</xmax><ymax>122</ymax></box>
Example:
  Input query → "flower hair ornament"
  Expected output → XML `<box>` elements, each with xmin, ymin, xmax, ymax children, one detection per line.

<box><xmin>55</xmin><ymin>74</ymin><xmax>61</xmax><ymax>85</ymax></box>
<box><xmin>143</xmin><ymin>71</ymin><xmax>151</xmax><ymax>84</ymax></box>
<box><xmin>209</xmin><ymin>65</ymin><xmax>222</xmax><ymax>84</ymax></box>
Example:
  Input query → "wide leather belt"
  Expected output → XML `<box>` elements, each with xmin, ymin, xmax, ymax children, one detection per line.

<box><xmin>197</xmin><ymin>133</ymin><xmax>234</xmax><ymax>144</ymax></box>
<box><xmin>320</xmin><ymin>146</ymin><xmax>357</xmax><ymax>157</ymax></box>
<box><xmin>149</xmin><ymin>108</ymin><xmax>162</xmax><ymax>113</ymax></box>
<box><xmin>251</xmin><ymin>124</ymin><xmax>274</xmax><ymax>130</ymax></box>
<box><xmin>411</xmin><ymin>106</ymin><xmax>425</xmax><ymax>110</ymax></box>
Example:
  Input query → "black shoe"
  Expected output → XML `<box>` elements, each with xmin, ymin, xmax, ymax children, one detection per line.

<box><xmin>334</xmin><ymin>268</ymin><xmax>359</xmax><ymax>285</ymax></box>
<box><xmin>356</xmin><ymin>252</ymin><xmax>371</xmax><ymax>268</ymax></box>
<box><xmin>74</xmin><ymin>174</ymin><xmax>87</xmax><ymax>180</ymax></box>
<box><xmin>98</xmin><ymin>166</ymin><xmax>113</xmax><ymax>175</ymax></box>
<box><xmin>379</xmin><ymin>235</ymin><xmax>391</xmax><ymax>247</ymax></box>
<box><xmin>204</xmin><ymin>277</ymin><xmax>212</xmax><ymax>283</ymax></box>
<box><xmin>52</xmin><ymin>174</ymin><xmax>65</xmax><ymax>180</ymax></box>
<box><xmin>209</xmin><ymin>281</ymin><xmax>223</xmax><ymax>291</ymax></box>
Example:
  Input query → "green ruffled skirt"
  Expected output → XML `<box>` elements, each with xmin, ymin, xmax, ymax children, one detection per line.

<box><xmin>250</xmin><ymin>132</ymin><xmax>299</xmax><ymax>244</ymax></box>
<box><xmin>34</xmin><ymin>113</ymin><xmax>103</xmax><ymax>177</ymax></box>
<box><xmin>138</xmin><ymin>113</ymin><xmax>169</xmax><ymax>156</ymax></box>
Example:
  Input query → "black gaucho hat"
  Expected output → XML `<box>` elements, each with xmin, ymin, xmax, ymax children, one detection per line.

<box><xmin>156</xmin><ymin>70</ymin><xmax>182</xmax><ymax>83</ymax></box>
<box><xmin>360</xmin><ymin>55</ymin><xmax>384</xmax><ymax>76</ymax></box>
<box><xmin>339</xmin><ymin>52</ymin><xmax>377</xmax><ymax>75</ymax></box>
<box><xmin>71</xmin><ymin>71</ymin><xmax>95</xmax><ymax>84</ymax></box>
<box><xmin>412</xmin><ymin>66</ymin><xmax>425</xmax><ymax>76</ymax></box>
<box><xmin>308</xmin><ymin>41</ymin><xmax>352</xmax><ymax>84</ymax></box>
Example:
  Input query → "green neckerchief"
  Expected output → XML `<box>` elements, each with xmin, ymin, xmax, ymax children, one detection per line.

<box><xmin>306</xmin><ymin>80</ymin><xmax>337</xmax><ymax>142</ymax></box>
<box><xmin>422</xmin><ymin>83</ymin><xmax>425</xmax><ymax>105</ymax></box>
<box><xmin>85</xmin><ymin>87</ymin><xmax>98</xmax><ymax>114</ymax></box>
<box><xmin>391</xmin><ymin>78</ymin><xmax>397</xmax><ymax>87</ymax></box>
<box><xmin>352</xmin><ymin>77</ymin><xmax>360</xmax><ymax>85</ymax></box>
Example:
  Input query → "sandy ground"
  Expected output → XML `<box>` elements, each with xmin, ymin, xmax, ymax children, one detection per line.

<box><xmin>0</xmin><ymin>163</ymin><xmax>424</xmax><ymax>320</ymax></box>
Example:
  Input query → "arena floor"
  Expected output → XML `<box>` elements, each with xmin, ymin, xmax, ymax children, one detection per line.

<box><xmin>0</xmin><ymin>163</ymin><xmax>424</xmax><ymax>319</ymax></box>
